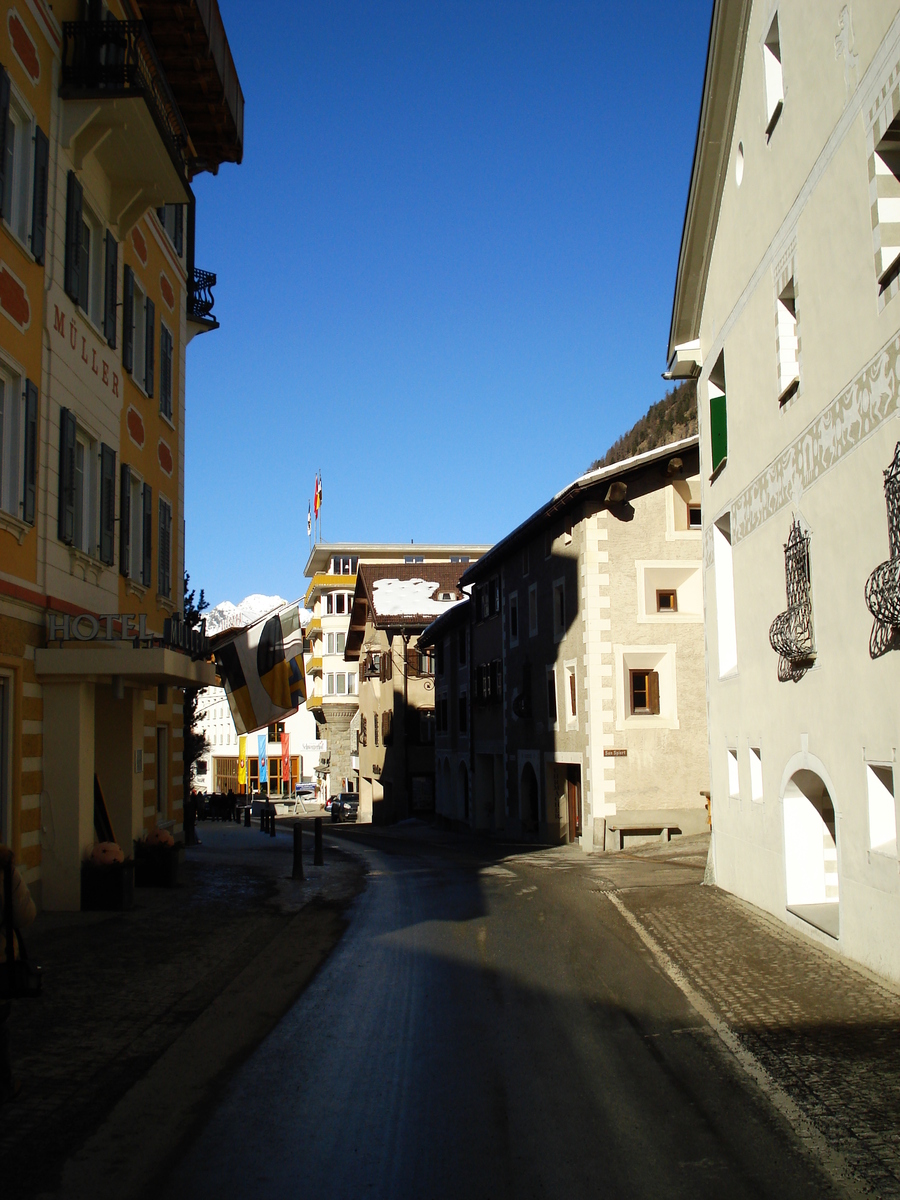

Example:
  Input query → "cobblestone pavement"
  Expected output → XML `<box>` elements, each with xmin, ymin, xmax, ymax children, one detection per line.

<box><xmin>590</xmin><ymin>836</ymin><xmax>900</xmax><ymax>1200</ymax></box>
<box><xmin>3</xmin><ymin>822</ymin><xmax>364</xmax><ymax>1200</ymax></box>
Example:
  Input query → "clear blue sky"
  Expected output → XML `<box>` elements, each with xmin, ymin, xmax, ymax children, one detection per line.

<box><xmin>186</xmin><ymin>0</ymin><xmax>713</xmax><ymax>609</ymax></box>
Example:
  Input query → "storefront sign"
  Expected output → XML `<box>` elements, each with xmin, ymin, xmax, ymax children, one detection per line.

<box><xmin>47</xmin><ymin>612</ymin><xmax>150</xmax><ymax>642</ymax></box>
<box><xmin>604</xmin><ymin>748</ymin><xmax>627</xmax><ymax>758</ymax></box>
<box><xmin>299</xmin><ymin>739</ymin><xmax>327</xmax><ymax>753</ymax></box>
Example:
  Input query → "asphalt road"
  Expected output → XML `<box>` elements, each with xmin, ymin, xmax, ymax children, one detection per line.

<box><xmin>160</xmin><ymin>830</ymin><xmax>838</xmax><ymax>1200</ymax></box>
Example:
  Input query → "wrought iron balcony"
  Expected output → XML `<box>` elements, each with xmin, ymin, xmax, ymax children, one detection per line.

<box><xmin>60</xmin><ymin>20</ymin><xmax>191</xmax><ymax>192</ymax></box>
<box><xmin>865</xmin><ymin>441</ymin><xmax>900</xmax><ymax>658</ymax></box>
<box><xmin>769</xmin><ymin>518</ymin><xmax>816</xmax><ymax>682</ymax></box>
<box><xmin>188</xmin><ymin>268</ymin><xmax>217</xmax><ymax>323</ymax></box>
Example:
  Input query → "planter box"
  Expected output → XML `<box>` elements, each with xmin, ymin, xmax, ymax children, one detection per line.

<box><xmin>81</xmin><ymin>860</ymin><xmax>135</xmax><ymax>911</ymax></box>
<box><xmin>134</xmin><ymin>843</ymin><xmax>185</xmax><ymax>888</ymax></box>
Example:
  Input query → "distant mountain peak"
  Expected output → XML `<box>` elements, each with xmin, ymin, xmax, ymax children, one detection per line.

<box><xmin>591</xmin><ymin>380</ymin><xmax>697</xmax><ymax>472</ymax></box>
<box><xmin>204</xmin><ymin>594</ymin><xmax>288</xmax><ymax>637</ymax></box>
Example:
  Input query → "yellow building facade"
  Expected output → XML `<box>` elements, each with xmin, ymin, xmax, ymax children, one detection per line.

<box><xmin>0</xmin><ymin>0</ymin><xmax>242</xmax><ymax>908</ymax></box>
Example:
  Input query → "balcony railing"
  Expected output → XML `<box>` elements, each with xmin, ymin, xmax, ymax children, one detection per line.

<box><xmin>188</xmin><ymin>268</ymin><xmax>217</xmax><ymax>321</ymax></box>
<box><xmin>61</xmin><ymin>20</ymin><xmax>191</xmax><ymax>179</ymax></box>
<box><xmin>865</xmin><ymin>440</ymin><xmax>900</xmax><ymax>658</ymax></box>
<box><xmin>769</xmin><ymin>518</ymin><xmax>816</xmax><ymax>682</ymax></box>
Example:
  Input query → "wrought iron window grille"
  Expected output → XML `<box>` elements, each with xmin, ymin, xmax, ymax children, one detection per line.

<box><xmin>864</xmin><ymin>441</ymin><xmax>900</xmax><ymax>658</ymax></box>
<box><xmin>188</xmin><ymin>268</ymin><xmax>217</xmax><ymax>321</ymax></box>
<box><xmin>768</xmin><ymin>517</ymin><xmax>816</xmax><ymax>682</ymax></box>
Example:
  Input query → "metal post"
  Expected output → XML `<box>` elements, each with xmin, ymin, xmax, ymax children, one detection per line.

<box><xmin>314</xmin><ymin>816</ymin><xmax>323</xmax><ymax>866</ymax></box>
<box><xmin>270</xmin><ymin>802</ymin><xmax>276</xmax><ymax>837</ymax></box>
<box><xmin>292</xmin><ymin>824</ymin><xmax>304</xmax><ymax>880</ymax></box>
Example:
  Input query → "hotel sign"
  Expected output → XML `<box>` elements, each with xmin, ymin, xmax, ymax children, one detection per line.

<box><xmin>47</xmin><ymin>612</ymin><xmax>151</xmax><ymax>642</ymax></box>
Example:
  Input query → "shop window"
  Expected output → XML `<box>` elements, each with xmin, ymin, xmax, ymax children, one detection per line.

<box><xmin>763</xmin><ymin>13</ymin><xmax>784</xmax><ymax>138</ymax></box>
<box><xmin>630</xmin><ymin>668</ymin><xmax>659</xmax><ymax>715</ymax></box>
<box><xmin>867</xmin><ymin>764</ymin><xmax>896</xmax><ymax>855</ymax></box>
<box><xmin>708</xmin><ymin>352</ymin><xmax>727</xmax><ymax>476</ymax></box>
<box><xmin>749</xmin><ymin>746</ymin><xmax>764</xmax><ymax>802</ymax></box>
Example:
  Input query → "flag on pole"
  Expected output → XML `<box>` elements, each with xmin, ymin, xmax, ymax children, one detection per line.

<box><xmin>258</xmin><ymin>732</ymin><xmax>268</xmax><ymax>784</ymax></box>
<box><xmin>215</xmin><ymin>602</ymin><xmax>308</xmax><ymax>737</ymax></box>
<box><xmin>314</xmin><ymin>473</ymin><xmax>322</xmax><ymax>518</ymax></box>
<box><xmin>237</xmin><ymin>735</ymin><xmax>247</xmax><ymax>787</ymax></box>
<box><xmin>307</xmin><ymin>503</ymin><xmax>311</xmax><ymax>537</ymax></box>
<box><xmin>281</xmin><ymin>731</ymin><xmax>291</xmax><ymax>791</ymax></box>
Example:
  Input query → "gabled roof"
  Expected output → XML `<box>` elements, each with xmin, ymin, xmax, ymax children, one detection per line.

<box><xmin>460</xmin><ymin>435</ymin><xmax>700</xmax><ymax>586</ymax></box>
<box><xmin>344</xmin><ymin>564</ymin><xmax>466</xmax><ymax>660</ymax></box>
<box><xmin>667</xmin><ymin>0</ymin><xmax>753</xmax><ymax>368</ymax></box>
<box><xmin>418</xmin><ymin>594</ymin><xmax>471</xmax><ymax>650</ymax></box>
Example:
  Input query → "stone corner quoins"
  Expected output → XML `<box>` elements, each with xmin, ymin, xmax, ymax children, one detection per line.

<box><xmin>731</xmin><ymin>329</ymin><xmax>900</xmax><ymax>546</ymax></box>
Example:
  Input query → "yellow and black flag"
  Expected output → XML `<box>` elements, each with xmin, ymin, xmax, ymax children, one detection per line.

<box><xmin>215</xmin><ymin>603</ymin><xmax>307</xmax><ymax>736</ymax></box>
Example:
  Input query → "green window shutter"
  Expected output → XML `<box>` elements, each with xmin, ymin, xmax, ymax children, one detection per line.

<box><xmin>23</xmin><ymin>379</ymin><xmax>37</xmax><ymax>524</ymax></box>
<box><xmin>710</xmin><ymin>393</ymin><xmax>728</xmax><ymax>473</ymax></box>
<box><xmin>30</xmin><ymin>126</ymin><xmax>49</xmax><ymax>264</ymax></box>
<box><xmin>119</xmin><ymin>462</ymin><xmax>131</xmax><ymax>576</ymax></box>
<box><xmin>99</xmin><ymin>443</ymin><xmax>116</xmax><ymax>565</ymax></box>
<box><xmin>122</xmin><ymin>266</ymin><xmax>134</xmax><ymax>373</ymax></box>
<box><xmin>0</xmin><ymin>67</ymin><xmax>10</xmax><ymax>221</ymax></box>
<box><xmin>57</xmin><ymin>407</ymin><xmax>76</xmax><ymax>544</ymax></box>
<box><xmin>142</xmin><ymin>483</ymin><xmax>152</xmax><ymax>587</ymax></box>
<box><xmin>104</xmin><ymin>231</ymin><xmax>117</xmax><ymax>348</ymax></box>
<box><xmin>64</xmin><ymin>172</ymin><xmax>83</xmax><ymax>303</ymax></box>
<box><xmin>144</xmin><ymin>296</ymin><xmax>155</xmax><ymax>396</ymax></box>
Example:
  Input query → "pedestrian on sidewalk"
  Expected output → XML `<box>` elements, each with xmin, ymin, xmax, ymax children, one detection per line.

<box><xmin>0</xmin><ymin>845</ymin><xmax>36</xmax><ymax>1105</ymax></box>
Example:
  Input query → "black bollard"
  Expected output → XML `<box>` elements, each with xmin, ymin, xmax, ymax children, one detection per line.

<box><xmin>292</xmin><ymin>823</ymin><xmax>304</xmax><ymax>880</ymax></box>
<box><xmin>260</xmin><ymin>799</ymin><xmax>268</xmax><ymax>833</ymax></box>
<box><xmin>244</xmin><ymin>804</ymin><xmax>251</xmax><ymax>828</ymax></box>
<box><xmin>270</xmin><ymin>804</ymin><xmax>276</xmax><ymax>837</ymax></box>
<box><xmin>314</xmin><ymin>816</ymin><xmax>324</xmax><ymax>866</ymax></box>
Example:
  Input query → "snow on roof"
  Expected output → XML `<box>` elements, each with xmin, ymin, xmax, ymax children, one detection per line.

<box><xmin>371</xmin><ymin>577</ymin><xmax>463</xmax><ymax>619</ymax></box>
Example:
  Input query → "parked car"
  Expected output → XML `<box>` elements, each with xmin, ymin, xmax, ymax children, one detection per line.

<box><xmin>331</xmin><ymin>793</ymin><xmax>359</xmax><ymax>823</ymax></box>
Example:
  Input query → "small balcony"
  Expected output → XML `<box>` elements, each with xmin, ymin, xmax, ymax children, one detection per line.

<box><xmin>187</xmin><ymin>267</ymin><xmax>218</xmax><ymax>333</ymax></box>
<box><xmin>60</xmin><ymin>20</ymin><xmax>191</xmax><ymax>232</ymax></box>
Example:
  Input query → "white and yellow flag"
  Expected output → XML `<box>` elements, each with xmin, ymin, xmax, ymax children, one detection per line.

<box><xmin>215</xmin><ymin>603</ymin><xmax>307</xmax><ymax>736</ymax></box>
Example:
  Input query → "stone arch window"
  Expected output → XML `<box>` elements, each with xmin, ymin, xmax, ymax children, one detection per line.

<box><xmin>865</xmin><ymin>441</ymin><xmax>900</xmax><ymax>658</ymax></box>
<box><xmin>769</xmin><ymin>516</ymin><xmax>816</xmax><ymax>681</ymax></box>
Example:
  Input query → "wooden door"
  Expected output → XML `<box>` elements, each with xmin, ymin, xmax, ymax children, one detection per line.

<box><xmin>566</xmin><ymin>771</ymin><xmax>582</xmax><ymax>841</ymax></box>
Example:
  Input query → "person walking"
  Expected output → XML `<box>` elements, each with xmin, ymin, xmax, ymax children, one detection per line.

<box><xmin>0</xmin><ymin>846</ymin><xmax>36</xmax><ymax>1104</ymax></box>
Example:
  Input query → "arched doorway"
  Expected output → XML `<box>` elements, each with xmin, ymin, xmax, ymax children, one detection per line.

<box><xmin>458</xmin><ymin>762</ymin><xmax>469</xmax><ymax>822</ymax></box>
<box><xmin>521</xmin><ymin>762</ymin><xmax>539</xmax><ymax>834</ymax></box>
<box><xmin>783</xmin><ymin>768</ymin><xmax>839</xmax><ymax>938</ymax></box>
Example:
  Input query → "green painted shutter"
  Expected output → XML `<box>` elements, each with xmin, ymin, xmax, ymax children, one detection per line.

<box><xmin>710</xmin><ymin>393</ymin><xmax>728</xmax><ymax>473</ymax></box>
<box><xmin>23</xmin><ymin>379</ymin><xmax>37</xmax><ymax>524</ymax></box>
<box><xmin>119</xmin><ymin>462</ymin><xmax>131</xmax><ymax>577</ymax></box>
<box><xmin>31</xmin><ymin>126</ymin><xmax>49</xmax><ymax>264</ymax></box>
<box><xmin>145</xmin><ymin>296</ymin><xmax>155</xmax><ymax>396</ymax></box>
<box><xmin>122</xmin><ymin>265</ymin><xmax>134</xmax><ymax>373</ymax></box>
<box><xmin>64</xmin><ymin>172</ymin><xmax>83</xmax><ymax>303</ymax></box>
<box><xmin>104</xmin><ymin>230</ymin><xmax>117</xmax><ymax>348</ymax></box>
<box><xmin>0</xmin><ymin>67</ymin><xmax>10</xmax><ymax>221</ymax></box>
<box><xmin>99</xmin><ymin>443</ymin><xmax>116</xmax><ymax>565</ymax></box>
<box><xmin>57</xmin><ymin>407</ymin><xmax>76</xmax><ymax>544</ymax></box>
<box><xmin>142</xmin><ymin>483</ymin><xmax>152</xmax><ymax>587</ymax></box>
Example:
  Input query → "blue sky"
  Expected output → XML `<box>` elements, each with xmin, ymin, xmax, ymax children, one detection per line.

<box><xmin>186</xmin><ymin>1</ymin><xmax>713</xmax><ymax>609</ymax></box>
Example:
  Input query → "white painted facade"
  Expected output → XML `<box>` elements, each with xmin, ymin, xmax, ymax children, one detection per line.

<box><xmin>669</xmin><ymin>0</ymin><xmax>900</xmax><ymax>981</ymax></box>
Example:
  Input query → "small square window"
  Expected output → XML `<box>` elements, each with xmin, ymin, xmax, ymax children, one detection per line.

<box><xmin>630</xmin><ymin>669</ymin><xmax>659</xmax><ymax>715</ymax></box>
<box><xmin>689</xmin><ymin>505</ymin><xmax>701</xmax><ymax>528</ymax></box>
<box><xmin>656</xmin><ymin>589</ymin><xmax>678</xmax><ymax>613</ymax></box>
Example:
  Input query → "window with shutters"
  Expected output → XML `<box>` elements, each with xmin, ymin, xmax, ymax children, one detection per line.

<box><xmin>157</xmin><ymin>496</ymin><xmax>172</xmax><ymax>598</ymax></box>
<box><xmin>142</xmin><ymin>482</ymin><xmax>152</xmax><ymax>587</ymax></box>
<box><xmin>159</xmin><ymin>323</ymin><xmax>173</xmax><ymax>420</ymax></box>
<box><xmin>374</xmin><ymin>712</ymin><xmax>380</xmax><ymax>747</ymax></box>
<box><xmin>73</xmin><ymin>426</ymin><xmax>96</xmax><ymax>555</ymax></box>
<box><xmin>0</xmin><ymin>75</ymin><xmax>35</xmax><ymax>249</ymax></box>
<box><xmin>380</xmin><ymin>649</ymin><xmax>393</xmax><ymax>683</ymax></box>
<box><xmin>382</xmin><ymin>709</ymin><xmax>393</xmax><ymax>744</ymax></box>
<box><xmin>0</xmin><ymin>364</ymin><xmax>25</xmax><ymax>520</ymax></box>
<box><xmin>126</xmin><ymin>276</ymin><xmax>155</xmax><ymax>395</ymax></box>
<box><xmin>98</xmin><ymin>443</ymin><xmax>116</xmax><ymax>566</ymax></box>
<box><xmin>119</xmin><ymin>466</ymin><xmax>147</xmax><ymax>583</ymax></box>
<box><xmin>156</xmin><ymin>205</ymin><xmax>184</xmax><ymax>257</ymax></box>
<box><xmin>630</xmin><ymin>669</ymin><xmax>660</xmax><ymax>715</ymax></box>
<box><xmin>708</xmin><ymin>352</ymin><xmax>727</xmax><ymax>477</ymax></box>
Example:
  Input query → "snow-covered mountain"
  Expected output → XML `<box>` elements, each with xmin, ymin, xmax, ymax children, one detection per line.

<box><xmin>204</xmin><ymin>594</ymin><xmax>288</xmax><ymax>637</ymax></box>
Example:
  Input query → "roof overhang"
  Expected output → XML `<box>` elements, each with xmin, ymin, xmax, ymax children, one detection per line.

<box><xmin>667</xmin><ymin>0</ymin><xmax>753</xmax><ymax>365</ymax></box>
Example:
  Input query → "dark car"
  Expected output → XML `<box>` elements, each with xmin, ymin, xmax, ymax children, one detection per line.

<box><xmin>331</xmin><ymin>793</ymin><xmax>359</xmax><ymax>823</ymax></box>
